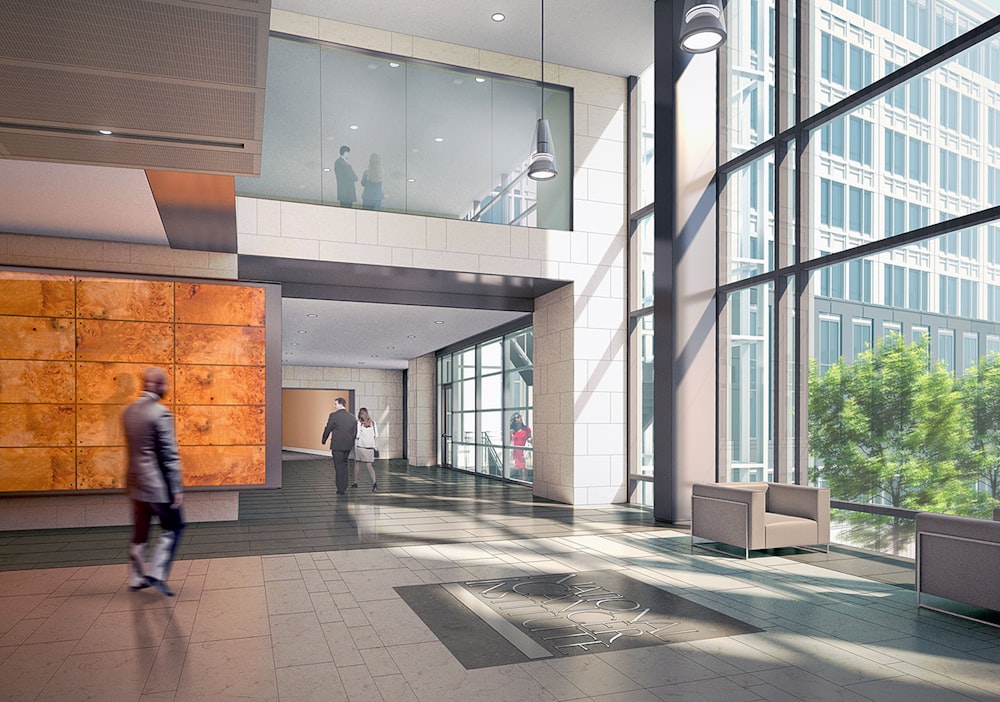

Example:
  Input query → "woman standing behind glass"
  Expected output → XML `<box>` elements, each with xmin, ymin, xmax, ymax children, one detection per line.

<box><xmin>361</xmin><ymin>153</ymin><xmax>384</xmax><ymax>210</ymax></box>
<box><xmin>353</xmin><ymin>407</ymin><xmax>379</xmax><ymax>491</ymax></box>
<box><xmin>509</xmin><ymin>412</ymin><xmax>532</xmax><ymax>479</ymax></box>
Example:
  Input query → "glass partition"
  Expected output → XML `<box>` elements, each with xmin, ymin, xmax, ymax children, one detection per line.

<box><xmin>438</xmin><ymin>326</ymin><xmax>533</xmax><ymax>482</ymax></box>
<box><xmin>236</xmin><ymin>34</ymin><xmax>572</xmax><ymax>229</ymax></box>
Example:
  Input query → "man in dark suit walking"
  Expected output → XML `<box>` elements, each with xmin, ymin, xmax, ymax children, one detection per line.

<box><xmin>322</xmin><ymin>397</ymin><xmax>357</xmax><ymax>495</ymax></box>
<box><xmin>123</xmin><ymin>367</ymin><xmax>184</xmax><ymax>596</ymax></box>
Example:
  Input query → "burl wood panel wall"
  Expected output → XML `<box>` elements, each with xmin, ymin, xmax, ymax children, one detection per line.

<box><xmin>0</xmin><ymin>271</ymin><xmax>267</xmax><ymax>493</ymax></box>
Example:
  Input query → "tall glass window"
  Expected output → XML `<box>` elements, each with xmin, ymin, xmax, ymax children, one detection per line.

<box><xmin>437</xmin><ymin>326</ymin><xmax>533</xmax><ymax>482</ymax></box>
<box><xmin>720</xmin><ymin>0</ymin><xmax>1000</xmax><ymax>555</ymax></box>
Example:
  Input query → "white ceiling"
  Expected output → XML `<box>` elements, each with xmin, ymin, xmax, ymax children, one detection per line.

<box><xmin>0</xmin><ymin>0</ymin><xmax>651</xmax><ymax>370</ymax></box>
<box><xmin>274</xmin><ymin>0</ymin><xmax>655</xmax><ymax>78</ymax></box>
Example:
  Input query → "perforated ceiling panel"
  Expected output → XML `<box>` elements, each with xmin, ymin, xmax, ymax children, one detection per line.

<box><xmin>0</xmin><ymin>0</ymin><xmax>270</xmax><ymax>176</ymax></box>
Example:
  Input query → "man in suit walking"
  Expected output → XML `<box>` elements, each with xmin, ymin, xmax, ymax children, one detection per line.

<box><xmin>322</xmin><ymin>397</ymin><xmax>357</xmax><ymax>495</ymax></box>
<box><xmin>123</xmin><ymin>367</ymin><xmax>184</xmax><ymax>596</ymax></box>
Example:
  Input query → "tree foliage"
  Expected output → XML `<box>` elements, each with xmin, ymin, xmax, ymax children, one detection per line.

<box><xmin>808</xmin><ymin>334</ymin><xmax>974</xmax><ymax>513</ymax></box>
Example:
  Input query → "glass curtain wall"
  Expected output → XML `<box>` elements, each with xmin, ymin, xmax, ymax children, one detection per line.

<box><xmin>235</xmin><ymin>34</ymin><xmax>572</xmax><ymax>229</ymax></box>
<box><xmin>629</xmin><ymin>67</ymin><xmax>655</xmax><ymax>507</ymax></box>
<box><xmin>719</xmin><ymin>0</ymin><xmax>1000</xmax><ymax>555</ymax></box>
<box><xmin>438</xmin><ymin>326</ymin><xmax>534</xmax><ymax>482</ymax></box>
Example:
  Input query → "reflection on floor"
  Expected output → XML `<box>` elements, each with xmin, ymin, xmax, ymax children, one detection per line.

<box><xmin>1</xmin><ymin>457</ymin><xmax>997</xmax><ymax>701</ymax></box>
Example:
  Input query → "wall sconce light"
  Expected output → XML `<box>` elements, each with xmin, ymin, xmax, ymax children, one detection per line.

<box><xmin>679</xmin><ymin>0</ymin><xmax>728</xmax><ymax>54</ymax></box>
<box><xmin>528</xmin><ymin>0</ymin><xmax>557</xmax><ymax>181</ymax></box>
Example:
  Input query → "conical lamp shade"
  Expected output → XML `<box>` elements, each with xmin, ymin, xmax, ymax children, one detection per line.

<box><xmin>528</xmin><ymin>117</ymin><xmax>557</xmax><ymax>180</ymax></box>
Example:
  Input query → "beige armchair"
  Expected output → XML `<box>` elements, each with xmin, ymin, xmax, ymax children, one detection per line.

<box><xmin>691</xmin><ymin>482</ymin><xmax>831</xmax><ymax>558</ymax></box>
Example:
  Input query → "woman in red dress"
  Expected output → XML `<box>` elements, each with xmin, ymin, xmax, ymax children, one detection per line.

<box><xmin>509</xmin><ymin>413</ymin><xmax>532</xmax><ymax>479</ymax></box>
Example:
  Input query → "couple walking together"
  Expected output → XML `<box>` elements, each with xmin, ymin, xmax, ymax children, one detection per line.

<box><xmin>322</xmin><ymin>398</ymin><xmax>379</xmax><ymax>493</ymax></box>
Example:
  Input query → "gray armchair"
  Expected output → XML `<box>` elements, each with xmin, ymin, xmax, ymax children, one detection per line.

<box><xmin>691</xmin><ymin>482</ymin><xmax>831</xmax><ymax>558</ymax></box>
<box><xmin>915</xmin><ymin>511</ymin><xmax>1000</xmax><ymax>627</ymax></box>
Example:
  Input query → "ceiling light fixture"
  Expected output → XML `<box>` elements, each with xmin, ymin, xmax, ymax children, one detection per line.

<box><xmin>349</xmin><ymin>124</ymin><xmax>359</xmax><ymax>130</ymax></box>
<box><xmin>306</xmin><ymin>313</ymin><xmax>318</xmax><ymax>317</ymax></box>
<box><xmin>679</xmin><ymin>0</ymin><xmax>728</xmax><ymax>54</ymax></box>
<box><xmin>434</xmin><ymin>320</ymin><xmax>445</xmax><ymax>325</ymax></box>
<box><xmin>297</xmin><ymin>330</ymin><xmax>308</xmax><ymax>334</ymax></box>
<box><xmin>527</xmin><ymin>0</ymin><xmax>557</xmax><ymax>181</ymax></box>
<box><xmin>98</xmin><ymin>129</ymin><xmax>113</xmax><ymax>135</ymax></box>
<box><xmin>491</xmin><ymin>12</ymin><xmax>505</xmax><ymax>22</ymax></box>
<box><xmin>389</xmin><ymin>61</ymin><xmax>400</xmax><ymax>68</ymax></box>
<box><xmin>475</xmin><ymin>77</ymin><xmax>487</xmax><ymax>83</ymax></box>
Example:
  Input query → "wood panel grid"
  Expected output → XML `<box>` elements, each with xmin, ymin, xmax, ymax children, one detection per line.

<box><xmin>0</xmin><ymin>271</ymin><xmax>267</xmax><ymax>492</ymax></box>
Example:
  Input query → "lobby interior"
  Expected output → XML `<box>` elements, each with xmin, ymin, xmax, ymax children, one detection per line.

<box><xmin>2</xmin><ymin>1</ymin><xmax>1000</xmax><ymax>701</ymax></box>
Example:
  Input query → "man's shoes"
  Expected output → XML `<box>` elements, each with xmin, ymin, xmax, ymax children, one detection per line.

<box><xmin>371</xmin><ymin>482</ymin><xmax>377</xmax><ymax>493</ymax></box>
<box><xmin>145</xmin><ymin>577</ymin><xmax>175</xmax><ymax>597</ymax></box>
<box><xmin>351</xmin><ymin>483</ymin><xmax>358</xmax><ymax>488</ymax></box>
<box><xmin>128</xmin><ymin>579</ymin><xmax>150</xmax><ymax>592</ymax></box>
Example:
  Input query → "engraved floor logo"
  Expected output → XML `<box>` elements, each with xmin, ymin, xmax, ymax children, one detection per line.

<box><xmin>396</xmin><ymin>570</ymin><xmax>762</xmax><ymax>668</ymax></box>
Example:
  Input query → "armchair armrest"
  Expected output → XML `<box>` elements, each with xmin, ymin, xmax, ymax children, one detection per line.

<box><xmin>691</xmin><ymin>483</ymin><xmax>768</xmax><ymax>550</ymax></box>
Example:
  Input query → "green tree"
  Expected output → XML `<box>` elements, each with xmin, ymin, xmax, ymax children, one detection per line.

<box><xmin>957</xmin><ymin>353</ymin><xmax>1000</xmax><ymax>516</ymax></box>
<box><xmin>808</xmin><ymin>334</ymin><xmax>971</xmax><ymax>552</ymax></box>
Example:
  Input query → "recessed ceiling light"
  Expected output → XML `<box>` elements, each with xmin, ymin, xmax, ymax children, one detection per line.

<box><xmin>491</xmin><ymin>12</ymin><xmax>505</xmax><ymax>22</ymax></box>
<box><xmin>291</xmin><ymin>342</ymin><xmax>300</xmax><ymax>346</ymax></box>
<box><xmin>358</xmin><ymin>361</ymin><xmax>366</xmax><ymax>365</ymax></box>
<box><xmin>388</xmin><ymin>61</ymin><xmax>400</xmax><ymax>68</ymax></box>
<box><xmin>434</xmin><ymin>320</ymin><xmax>445</xmax><ymax>324</ymax></box>
<box><xmin>453</xmin><ymin>78</ymin><xmax>463</xmax><ymax>85</ymax></box>
<box><xmin>407</xmin><ymin>335</ymin><xmax>416</xmax><ymax>338</ymax></box>
<box><xmin>434</xmin><ymin>137</ymin><xmax>444</xmax><ymax>143</ymax></box>
<box><xmin>386</xmin><ymin>346</ymin><xmax>395</xmax><ymax>350</ymax></box>
<box><xmin>407</xmin><ymin>177</ymin><xmax>416</xmax><ymax>182</ymax></box>
<box><xmin>367</xmin><ymin>63</ymin><xmax>378</xmax><ymax>70</ymax></box>
<box><xmin>297</xmin><ymin>330</ymin><xmax>308</xmax><ymax>334</ymax></box>
<box><xmin>475</xmin><ymin>77</ymin><xmax>487</xmax><ymax>83</ymax></box>
<box><xmin>98</xmin><ymin>129</ymin><xmax>113</xmax><ymax>135</ymax></box>
<box><xmin>306</xmin><ymin>313</ymin><xmax>318</xmax><ymax>317</ymax></box>
<box><xmin>349</xmin><ymin>124</ymin><xmax>359</xmax><ymax>130</ymax></box>
<box><xmin>370</xmin><ymin>354</ymin><xmax>378</xmax><ymax>358</ymax></box>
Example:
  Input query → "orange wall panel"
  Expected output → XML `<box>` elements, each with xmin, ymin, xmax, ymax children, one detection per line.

<box><xmin>175</xmin><ymin>365</ymin><xmax>265</xmax><ymax>405</ymax></box>
<box><xmin>76</xmin><ymin>319</ymin><xmax>175</xmax><ymax>363</ymax></box>
<box><xmin>0</xmin><ymin>271</ymin><xmax>269</xmax><ymax>494</ymax></box>
<box><xmin>76</xmin><ymin>278</ymin><xmax>174</xmax><ymax>322</ymax></box>
<box><xmin>0</xmin><ymin>271</ymin><xmax>75</xmax><ymax>317</ymax></box>
<box><xmin>77</xmin><ymin>447</ymin><xmax>125</xmax><ymax>490</ymax></box>
<box><xmin>0</xmin><ymin>448</ymin><xmax>76</xmax><ymax>491</ymax></box>
<box><xmin>176</xmin><ymin>282</ymin><xmax>265</xmax><ymax>326</ymax></box>
<box><xmin>182</xmin><ymin>445</ymin><xmax>265</xmax><ymax>486</ymax></box>
<box><xmin>76</xmin><ymin>404</ymin><xmax>128</xmax><ymax>447</ymax></box>
<box><xmin>175</xmin><ymin>324</ymin><xmax>265</xmax><ymax>366</ymax></box>
<box><xmin>0</xmin><ymin>316</ymin><xmax>75</xmax><ymax>360</ymax></box>
<box><xmin>0</xmin><ymin>405</ymin><xmax>75</xmax><ymax>447</ymax></box>
<box><xmin>0</xmin><ymin>360</ymin><xmax>75</xmax><ymax>403</ymax></box>
<box><xmin>175</xmin><ymin>405</ymin><xmax>266</xmax><ymax>445</ymax></box>
<box><xmin>76</xmin><ymin>362</ymin><xmax>173</xmax><ymax>404</ymax></box>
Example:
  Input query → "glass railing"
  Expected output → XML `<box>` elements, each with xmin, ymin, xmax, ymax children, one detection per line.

<box><xmin>236</xmin><ymin>33</ymin><xmax>572</xmax><ymax>230</ymax></box>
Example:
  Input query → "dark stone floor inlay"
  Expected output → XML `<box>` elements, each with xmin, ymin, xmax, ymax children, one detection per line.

<box><xmin>396</xmin><ymin>570</ymin><xmax>763</xmax><ymax>669</ymax></box>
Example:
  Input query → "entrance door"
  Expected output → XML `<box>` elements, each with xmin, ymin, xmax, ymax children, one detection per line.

<box><xmin>440</xmin><ymin>382</ymin><xmax>453</xmax><ymax>467</ymax></box>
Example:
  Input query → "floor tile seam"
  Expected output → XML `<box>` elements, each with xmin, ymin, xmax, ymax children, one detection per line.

<box><xmin>884</xmin><ymin>656</ymin><xmax>1000</xmax><ymax>692</ymax></box>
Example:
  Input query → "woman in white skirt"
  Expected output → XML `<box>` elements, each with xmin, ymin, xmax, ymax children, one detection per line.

<box><xmin>353</xmin><ymin>407</ymin><xmax>379</xmax><ymax>492</ymax></box>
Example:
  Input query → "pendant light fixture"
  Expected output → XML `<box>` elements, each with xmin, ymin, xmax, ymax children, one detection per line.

<box><xmin>679</xmin><ymin>0</ymin><xmax>728</xmax><ymax>54</ymax></box>
<box><xmin>528</xmin><ymin>0</ymin><xmax>557</xmax><ymax>180</ymax></box>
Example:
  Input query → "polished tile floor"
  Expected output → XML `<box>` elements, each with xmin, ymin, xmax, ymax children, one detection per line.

<box><xmin>1</xmin><ymin>457</ymin><xmax>998</xmax><ymax>702</ymax></box>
